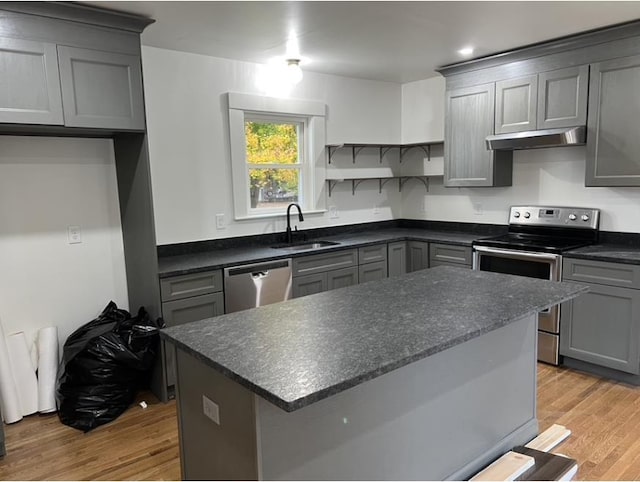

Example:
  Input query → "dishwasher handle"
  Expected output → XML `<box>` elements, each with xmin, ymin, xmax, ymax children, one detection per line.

<box><xmin>224</xmin><ymin>259</ymin><xmax>291</xmax><ymax>277</ymax></box>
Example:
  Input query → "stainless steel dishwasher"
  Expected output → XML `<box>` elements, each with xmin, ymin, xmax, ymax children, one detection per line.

<box><xmin>224</xmin><ymin>259</ymin><xmax>292</xmax><ymax>313</ymax></box>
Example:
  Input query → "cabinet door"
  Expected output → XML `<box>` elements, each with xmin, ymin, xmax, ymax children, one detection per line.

<box><xmin>292</xmin><ymin>273</ymin><xmax>327</xmax><ymax>298</ymax></box>
<box><xmin>358</xmin><ymin>261</ymin><xmax>388</xmax><ymax>284</ymax></box>
<box><xmin>162</xmin><ymin>292</ymin><xmax>225</xmax><ymax>388</ymax></box>
<box><xmin>327</xmin><ymin>267</ymin><xmax>358</xmax><ymax>290</ymax></box>
<box><xmin>586</xmin><ymin>55</ymin><xmax>640</xmax><ymax>186</ymax></box>
<box><xmin>445</xmin><ymin>83</ymin><xmax>512</xmax><ymax>187</ymax></box>
<box><xmin>0</xmin><ymin>37</ymin><xmax>63</xmax><ymax>124</ymax></box>
<box><xmin>537</xmin><ymin>65</ymin><xmax>588</xmax><ymax>129</ymax></box>
<box><xmin>388</xmin><ymin>241</ymin><xmax>407</xmax><ymax>277</ymax></box>
<box><xmin>407</xmin><ymin>241</ymin><xmax>429</xmax><ymax>273</ymax></box>
<box><xmin>560</xmin><ymin>283</ymin><xmax>640</xmax><ymax>375</ymax></box>
<box><xmin>495</xmin><ymin>75</ymin><xmax>538</xmax><ymax>134</ymax></box>
<box><xmin>57</xmin><ymin>46</ymin><xmax>145</xmax><ymax>130</ymax></box>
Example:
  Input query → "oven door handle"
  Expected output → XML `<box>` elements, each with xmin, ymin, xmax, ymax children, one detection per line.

<box><xmin>473</xmin><ymin>245</ymin><xmax>561</xmax><ymax>263</ymax></box>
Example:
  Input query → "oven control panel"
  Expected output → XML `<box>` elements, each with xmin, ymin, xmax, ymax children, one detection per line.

<box><xmin>509</xmin><ymin>206</ymin><xmax>600</xmax><ymax>229</ymax></box>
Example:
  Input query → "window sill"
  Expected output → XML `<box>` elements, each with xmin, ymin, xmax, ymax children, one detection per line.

<box><xmin>235</xmin><ymin>209</ymin><xmax>327</xmax><ymax>221</ymax></box>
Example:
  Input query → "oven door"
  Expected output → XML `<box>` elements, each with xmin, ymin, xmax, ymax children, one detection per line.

<box><xmin>472</xmin><ymin>246</ymin><xmax>561</xmax><ymax>333</ymax></box>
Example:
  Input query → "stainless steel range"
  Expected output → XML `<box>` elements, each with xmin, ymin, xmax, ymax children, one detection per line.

<box><xmin>473</xmin><ymin>206</ymin><xmax>600</xmax><ymax>365</ymax></box>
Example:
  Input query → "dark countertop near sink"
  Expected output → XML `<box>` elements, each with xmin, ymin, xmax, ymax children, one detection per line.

<box><xmin>160</xmin><ymin>266</ymin><xmax>587</xmax><ymax>412</ymax></box>
<box><xmin>565</xmin><ymin>231</ymin><xmax>640</xmax><ymax>266</ymax></box>
<box><xmin>157</xmin><ymin>227</ymin><xmax>494</xmax><ymax>278</ymax></box>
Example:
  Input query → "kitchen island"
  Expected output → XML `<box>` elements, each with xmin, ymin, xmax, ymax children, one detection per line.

<box><xmin>161</xmin><ymin>266</ymin><xmax>586</xmax><ymax>480</ymax></box>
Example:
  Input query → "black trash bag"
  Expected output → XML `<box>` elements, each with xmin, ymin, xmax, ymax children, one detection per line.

<box><xmin>56</xmin><ymin>301</ymin><xmax>163</xmax><ymax>432</ymax></box>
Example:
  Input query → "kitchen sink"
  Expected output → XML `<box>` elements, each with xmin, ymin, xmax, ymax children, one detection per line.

<box><xmin>271</xmin><ymin>240</ymin><xmax>340</xmax><ymax>251</ymax></box>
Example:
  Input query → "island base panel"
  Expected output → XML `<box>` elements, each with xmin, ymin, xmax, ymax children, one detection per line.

<box><xmin>174</xmin><ymin>347</ymin><xmax>259</xmax><ymax>480</ymax></box>
<box><xmin>174</xmin><ymin>313</ymin><xmax>538</xmax><ymax>480</ymax></box>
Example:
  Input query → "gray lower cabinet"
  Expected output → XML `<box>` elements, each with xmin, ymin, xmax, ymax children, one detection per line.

<box><xmin>445</xmin><ymin>83</ymin><xmax>512</xmax><ymax>187</ymax></box>
<box><xmin>0</xmin><ymin>405</ymin><xmax>4</xmax><ymax>457</ymax></box>
<box><xmin>495</xmin><ymin>75</ymin><xmax>538</xmax><ymax>134</ymax></box>
<box><xmin>537</xmin><ymin>65</ymin><xmax>589</xmax><ymax>129</ymax></box>
<box><xmin>586</xmin><ymin>54</ymin><xmax>640</xmax><ymax>186</ymax></box>
<box><xmin>561</xmin><ymin>258</ymin><xmax>640</xmax><ymax>375</ymax></box>
<box><xmin>327</xmin><ymin>267</ymin><xmax>359</xmax><ymax>291</ymax></box>
<box><xmin>429</xmin><ymin>243</ymin><xmax>472</xmax><ymax>267</ymax></box>
<box><xmin>407</xmin><ymin>241</ymin><xmax>429</xmax><ymax>272</ymax></box>
<box><xmin>388</xmin><ymin>241</ymin><xmax>407</xmax><ymax>277</ymax></box>
<box><xmin>160</xmin><ymin>270</ymin><xmax>224</xmax><ymax>395</ymax></box>
<box><xmin>359</xmin><ymin>261</ymin><xmax>388</xmax><ymax>284</ymax></box>
<box><xmin>57</xmin><ymin>46</ymin><xmax>146</xmax><ymax>130</ymax></box>
<box><xmin>0</xmin><ymin>37</ymin><xmax>63</xmax><ymax>124</ymax></box>
<box><xmin>293</xmin><ymin>273</ymin><xmax>328</xmax><ymax>298</ymax></box>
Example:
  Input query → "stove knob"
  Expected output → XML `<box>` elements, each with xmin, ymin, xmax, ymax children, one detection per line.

<box><xmin>581</xmin><ymin>214</ymin><xmax>590</xmax><ymax>222</ymax></box>
<box><xmin>523</xmin><ymin>212</ymin><xmax>531</xmax><ymax>219</ymax></box>
<box><xmin>513</xmin><ymin>211</ymin><xmax>521</xmax><ymax>218</ymax></box>
<box><xmin>569</xmin><ymin>213</ymin><xmax>577</xmax><ymax>221</ymax></box>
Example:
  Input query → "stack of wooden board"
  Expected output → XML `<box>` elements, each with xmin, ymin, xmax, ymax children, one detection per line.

<box><xmin>470</xmin><ymin>425</ymin><xmax>577</xmax><ymax>481</ymax></box>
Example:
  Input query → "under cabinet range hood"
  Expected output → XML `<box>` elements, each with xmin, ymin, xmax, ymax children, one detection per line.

<box><xmin>485</xmin><ymin>126</ymin><xmax>586</xmax><ymax>150</ymax></box>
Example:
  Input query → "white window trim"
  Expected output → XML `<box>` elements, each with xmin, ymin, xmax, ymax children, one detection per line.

<box><xmin>228</xmin><ymin>92</ymin><xmax>326</xmax><ymax>220</ymax></box>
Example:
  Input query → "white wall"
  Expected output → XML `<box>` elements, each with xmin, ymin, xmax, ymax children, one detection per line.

<box><xmin>141</xmin><ymin>46</ymin><xmax>403</xmax><ymax>245</ymax></box>
<box><xmin>401</xmin><ymin>77</ymin><xmax>445</xmax><ymax>144</ymax></box>
<box><xmin>0</xmin><ymin>136</ymin><xmax>128</xmax><ymax>353</ymax></box>
<box><xmin>401</xmin><ymin>78</ymin><xmax>640</xmax><ymax>233</ymax></box>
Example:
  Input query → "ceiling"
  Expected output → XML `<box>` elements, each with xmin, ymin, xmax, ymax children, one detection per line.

<box><xmin>84</xmin><ymin>1</ymin><xmax>640</xmax><ymax>83</ymax></box>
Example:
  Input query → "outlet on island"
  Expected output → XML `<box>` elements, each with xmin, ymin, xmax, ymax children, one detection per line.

<box><xmin>202</xmin><ymin>394</ymin><xmax>220</xmax><ymax>424</ymax></box>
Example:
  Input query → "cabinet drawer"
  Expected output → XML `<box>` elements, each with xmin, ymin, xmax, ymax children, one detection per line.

<box><xmin>358</xmin><ymin>244</ymin><xmax>387</xmax><ymax>265</ymax></box>
<box><xmin>429</xmin><ymin>243</ymin><xmax>472</xmax><ymax>266</ymax></box>
<box><xmin>160</xmin><ymin>270</ymin><xmax>223</xmax><ymax>302</ymax></box>
<box><xmin>563</xmin><ymin>258</ymin><xmax>640</xmax><ymax>289</ymax></box>
<box><xmin>292</xmin><ymin>249</ymin><xmax>357</xmax><ymax>276</ymax></box>
<box><xmin>162</xmin><ymin>292</ymin><xmax>225</xmax><ymax>326</ymax></box>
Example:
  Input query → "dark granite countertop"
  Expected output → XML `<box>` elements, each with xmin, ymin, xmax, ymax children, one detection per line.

<box><xmin>565</xmin><ymin>244</ymin><xmax>640</xmax><ymax>265</ymax></box>
<box><xmin>565</xmin><ymin>232</ymin><xmax>640</xmax><ymax>265</ymax></box>
<box><xmin>158</xmin><ymin>228</ymin><xmax>492</xmax><ymax>278</ymax></box>
<box><xmin>161</xmin><ymin>266</ymin><xmax>586</xmax><ymax>412</ymax></box>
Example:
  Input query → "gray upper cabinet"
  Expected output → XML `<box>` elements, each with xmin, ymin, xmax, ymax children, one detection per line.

<box><xmin>495</xmin><ymin>75</ymin><xmax>537</xmax><ymax>134</ymax></box>
<box><xmin>586</xmin><ymin>54</ymin><xmax>640</xmax><ymax>186</ymax></box>
<box><xmin>537</xmin><ymin>65</ymin><xmax>589</xmax><ymax>129</ymax></box>
<box><xmin>57</xmin><ymin>46</ymin><xmax>145</xmax><ymax>130</ymax></box>
<box><xmin>0</xmin><ymin>37</ymin><xmax>64</xmax><ymax>125</ymax></box>
<box><xmin>445</xmin><ymin>83</ymin><xmax>512</xmax><ymax>187</ymax></box>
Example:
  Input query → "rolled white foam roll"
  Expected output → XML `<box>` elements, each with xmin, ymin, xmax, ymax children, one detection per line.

<box><xmin>36</xmin><ymin>327</ymin><xmax>58</xmax><ymax>413</ymax></box>
<box><xmin>0</xmin><ymin>320</ymin><xmax>22</xmax><ymax>423</ymax></box>
<box><xmin>7</xmin><ymin>332</ymin><xmax>38</xmax><ymax>416</ymax></box>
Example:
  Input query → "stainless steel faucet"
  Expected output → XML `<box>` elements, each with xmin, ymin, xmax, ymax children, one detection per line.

<box><xmin>285</xmin><ymin>203</ymin><xmax>304</xmax><ymax>244</ymax></box>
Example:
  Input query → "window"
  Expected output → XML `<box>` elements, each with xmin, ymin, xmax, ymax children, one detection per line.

<box><xmin>245</xmin><ymin>116</ymin><xmax>303</xmax><ymax>211</ymax></box>
<box><xmin>228</xmin><ymin>93</ymin><xmax>326</xmax><ymax>220</ymax></box>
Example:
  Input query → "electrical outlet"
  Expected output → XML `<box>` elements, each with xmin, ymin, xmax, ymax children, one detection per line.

<box><xmin>215</xmin><ymin>214</ymin><xmax>226</xmax><ymax>229</ymax></box>
<box><xmin>420</xmin><ymin>199</ymin><xmax>427</xmax><ymax>213</ymax></box>
<box><xmin>329</xmin><ymin>206</ymin><xmax>339</xmax><ymax>219</ymax></box>
<box><xmin>67</xmin><ymin>225</ymin><xmax>82</xmax><ymax>244</ymax></box>
<box><xmin>373</xmin><ymin>204</ymin><xmax>380</xmax><ymax>215</ymax></box>
<box><xmin>473</xmin><ymin>202</ymin><xmax>483</xmax><ymax>215</ymax></box>
<box><xmin>202</xmin><ymin>395</ymin><xmax>220</xmax><ymax>424</ymax></box>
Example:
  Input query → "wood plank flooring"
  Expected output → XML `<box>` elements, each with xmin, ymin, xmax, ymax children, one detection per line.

<box><xmin>0</xmin><ymin>364</ymin><xmax>639</xmax><ymax>480</ymax></box>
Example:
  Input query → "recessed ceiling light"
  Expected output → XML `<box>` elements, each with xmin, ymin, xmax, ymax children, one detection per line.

<box><xmin>458</xmin><ymin>47</ymin><xmax>474</xmax><ymax>57</ymax></box>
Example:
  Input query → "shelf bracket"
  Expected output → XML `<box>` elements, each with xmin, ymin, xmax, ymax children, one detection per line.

<box><xmin>327</xmin><ymin>144</ymin><xmax>344</xmax><ymax>164</ymax></box>
<box><xmin>352</xmin><ymin>146</ymin><xmax>367</xmax><ymax>163</ymax></box>
<box><xmin>400</xmin><ymin>144</ymin><xmax>431</xmax><ymax>163</ymax></box>
<box><xmin>379</xmin><ymin>178</ymin><xmax>394</xmax><ymax>193</ymax></box>
<box><xmin>352</xmin><ymin>179</ymin><xmax>368</xmax><ymax>195</ymax></box>
<box><xmin>327</xmin><ymin>179</ymin><xmax>339</xmax><ymax>197</ymax></box>
<box><xmin>399</xmin><ymin>176</ymin><xmax>429</xmax><ymax>192</ymax></box>
<box><xmin>379</xmin><ymin>146</ymin><xmax>395</xmax><ymax>164</ymax></box>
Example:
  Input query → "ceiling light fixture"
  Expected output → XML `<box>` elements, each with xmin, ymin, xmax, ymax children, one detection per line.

<box><xmin>284</xmin><ymin>31</ymin><xmax>303</xmax><ymax>85</ymax></box>
<box><xmin>458</xmin><ymin>46</ymin><xmax>474</xmax><ymax>57</ymax></box>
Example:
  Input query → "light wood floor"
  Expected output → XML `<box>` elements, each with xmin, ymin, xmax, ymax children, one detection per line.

<box><xmin>1</xmin><ymin>364</ymin><xmax>639</xmax><ymax>480</ymax></box>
